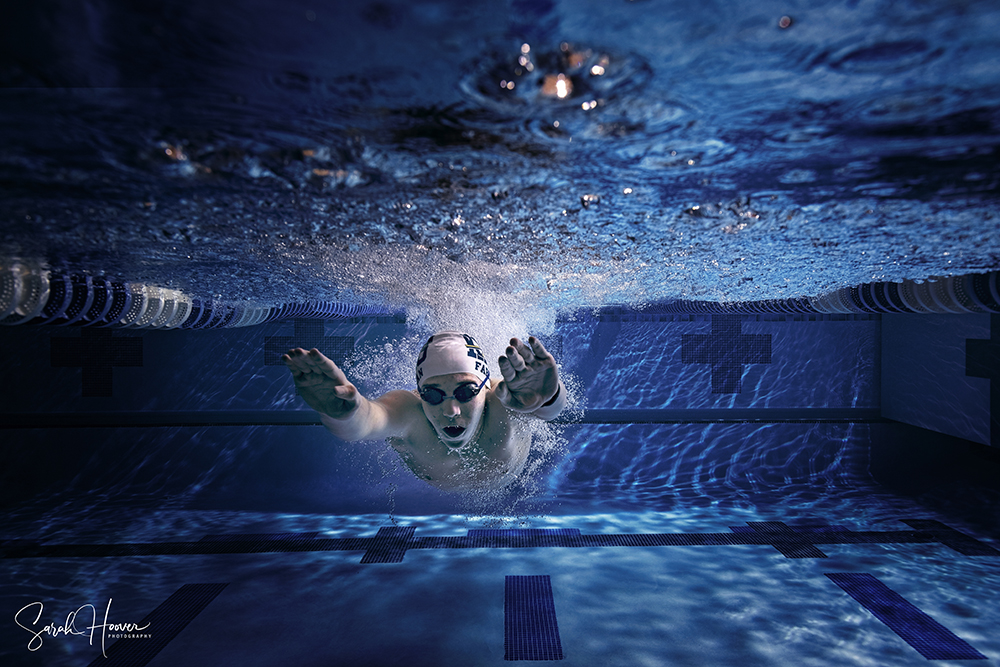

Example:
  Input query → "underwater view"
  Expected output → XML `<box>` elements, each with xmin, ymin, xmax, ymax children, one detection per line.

<box><xmin>2</xmin><ymin>0</ymin><xmax>999</xmax><ymax>314</ymax></box>
<box><xmin>2</xmin><ymin>0</ymin><xmax>1000</xmax><ymax>665</ymax></box>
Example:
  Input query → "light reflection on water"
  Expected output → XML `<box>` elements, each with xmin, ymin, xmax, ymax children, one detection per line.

<box><xmin>1</xmin><ymin>2</ymin><xmax>999</xmax><ymax>661</ymax></box>
<box><xmin>578</xmin><ymin>319</ymin><xmax>880</xmax><ymax>411</ymax></box>
<box><xmin>2</xmin><ymin>510</ymin><xmax>999</xmax><ymax>666</ymax></box>
<box><xmin>1</xmin><ymin>0</ymin><xmax>998</xmax><ymax>309</ymax></box>
<box><xmin>548</xmin><ymin>422</ymin><xmax>875</xmax><ymax>514</ymax></box>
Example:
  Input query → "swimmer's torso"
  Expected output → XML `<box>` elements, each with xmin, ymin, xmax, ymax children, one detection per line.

<box><xmin>387</xmin><ymin>386</ymin><xmax>530</xmax><ymax>491</ymax></box>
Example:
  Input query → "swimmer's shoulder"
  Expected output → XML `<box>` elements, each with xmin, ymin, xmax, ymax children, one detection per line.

<box><xmin>377</xmin><ymin>388</ymin><xmax>422</xmax><ymax>408</ymax></box>
<box><xmin>380</xmin><ymin>389</ymin><xmax>446</xmax><ymax>454</ymax></box>
<box><xmin>373</xmin><ymin>389</ymin><xmax>425</xmax><ymax>433</ymax></box>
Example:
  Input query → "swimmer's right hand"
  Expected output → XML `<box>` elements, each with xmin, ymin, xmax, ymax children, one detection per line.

<box><xmin>282</xmin><ymin>348</ymin><xmax>360</xmax><ymax>419</ymax></box>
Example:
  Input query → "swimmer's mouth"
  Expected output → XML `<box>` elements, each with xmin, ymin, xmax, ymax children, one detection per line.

<box><xmin>442</xmin><ymin>426</ymin><xmax>466</xmax><ymax>439</ymax></box>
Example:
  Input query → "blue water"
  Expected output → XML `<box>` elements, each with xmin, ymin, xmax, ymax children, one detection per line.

<box><xmin>2</xmin><ymin>309</ymin><xmax>1000</xmax><ymax>664</ymax></box>
<box><xmin>3</xmin><ymin>1</ymin><xmax>1000</xmax><ymax>665</ymax></box>
<box><xmin>569</xmin><ymin>318</ymin><xmax>879</xmax><ymax>409</ymax></box>
<box><xmin>2</xmin><ymin>0</ymin><xmax>999</xmax><ymax>312</ymax></box>
<box><xmin>3</xmin><ymin>509</ymin><xmax>1000</xmax><ymax>666</ymax></box>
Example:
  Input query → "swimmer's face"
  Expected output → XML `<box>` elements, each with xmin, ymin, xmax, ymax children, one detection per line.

<box><xmin>418</xmin><ymin>372</ymin><xmax>488</xmax><ymax>449</ymax></box>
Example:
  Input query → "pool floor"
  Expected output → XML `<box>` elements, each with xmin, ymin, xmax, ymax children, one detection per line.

<box><xmin>3</xmin><ymin>510</ymin><xmax>998</xmax><ymax>666</ymax></box>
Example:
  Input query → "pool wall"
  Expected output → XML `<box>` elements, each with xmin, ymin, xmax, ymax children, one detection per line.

<box><xmin>1</xmin><ymin>309</ymin><xmax>995</xmax><ymax>522</ymax></box>
<box><xmin>882</xmin><ymin>313</ymin><xmax>994</xmax><ymax>446</ymax></box>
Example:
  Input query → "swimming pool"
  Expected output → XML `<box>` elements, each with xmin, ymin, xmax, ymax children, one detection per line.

<box><xmin>2</xmin><ymin>0</ymin><xmax>998</xmax><ymax>307</ymax></box>
<box><xmin>2</xmin><ymin>306</ymin><xmax>999</xmax><ymax>665</ymax></box>
<box><xmin>2</xmin><ymin>0</ymin><xmax>1000</xmax><ymax>664</ymax></box>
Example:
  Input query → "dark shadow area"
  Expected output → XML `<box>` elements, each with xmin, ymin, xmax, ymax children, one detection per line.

<box><xmin>870</xmin><ymin>421</ymin><xmax>1000</xmax><ymax>537</ymax></box>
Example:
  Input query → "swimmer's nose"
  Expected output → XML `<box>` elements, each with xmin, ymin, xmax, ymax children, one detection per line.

<box><xmin>441</xmin><ymin>398</ymin><xmax>461</xmax><ymax>417</ymax></box>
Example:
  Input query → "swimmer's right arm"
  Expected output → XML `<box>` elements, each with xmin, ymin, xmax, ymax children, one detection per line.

<box><xmin>282</xmin><ymin>348</ymin><xmax>411</xmax><ymax>441</ymax></box>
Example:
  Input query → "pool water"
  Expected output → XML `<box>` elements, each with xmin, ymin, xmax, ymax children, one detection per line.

<box><xmin>1</xmin><ymin>0</ymin><xmax>999</xmax><ymax>309</ymax></box>
<box><xmin>3</xmin><ymin>306</ymin><xmax>1000</xmax><ymax>665</ymax></box>
<box><xmin>3</xmin><ymin>510</ymin><xmax>999</xmax><ymax>667</ymax></box>
<box><xmin>2</xmin><ymin>0</ymin><xmax>1000</xmax><ymax>664</ymax></box>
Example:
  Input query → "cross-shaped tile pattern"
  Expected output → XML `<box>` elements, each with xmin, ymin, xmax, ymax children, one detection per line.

<box><xmin>681</xmin><ymin>315</ymin><xmax>772</xmax><ymax>393</ymax></box>
<box><xmin>966</xmin><ymin>314</ymin><xmax>1000</xmax><ymax>447</ymax></box>
<box><xmin>49</xmin><ymin>328</ymin><xmax>143</xmax><ymax>397</ymax></box>
<box><xmin>262</xmin><ymin>319</ymin><xmax>354</xmax><ymax>366</ymax></box>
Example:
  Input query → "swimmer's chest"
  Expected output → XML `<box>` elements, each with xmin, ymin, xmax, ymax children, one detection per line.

<box><xmin>388</xmin><ymin>408</ymin><xmax>518</xmax><ymax>486</ymax></box>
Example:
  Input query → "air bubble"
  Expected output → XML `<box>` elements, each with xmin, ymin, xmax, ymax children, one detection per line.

<box><xmin>460</xmin><ymin>42</ymin><xmax>651</xmax><ymax>114</ymax></box>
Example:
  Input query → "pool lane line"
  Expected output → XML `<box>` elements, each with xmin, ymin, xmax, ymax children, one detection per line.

<box><xmin>360</xmin><ymin>526</ymin><xmax>416</xmax><ymax>563</ymax></box>
<box><xmin>825</xmin><ymin>573</ymin><xmax>987</xmax><ymax>660</ymax></box>
<box><xmin>0</xmin><ymin>407</ymin><xmax>886</xmax><ymax>428</ymax></box>
<box><xmin>3</xmin><ymin>521</ymin><xmax>996</xmax><ymax>562</ymax></box>
<box><xmin>505</xmin><ymin>575</ymin><xmax>564</xmax><ymax>661</ymax></box>
<box><xmin>85</xmin><ymin>583</ymin><xmax>228</xmax><ymax>667</ymax></box>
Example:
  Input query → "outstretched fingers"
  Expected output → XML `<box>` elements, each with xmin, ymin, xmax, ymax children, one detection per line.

<box><xmin>497</xmin><ymin>353</ymin><xmax>518</xmax><ymax>382</ymax></box>
<box><xmin>281</xmin><ymin>348</ymin><xmax>307</xmax><ymax>376</ymax></box>
<box><xmin>509</xmin><ymin>337</ymin><xmax>536</xmax><ymax>366</ymax></box>
<box><xmin>527</xmin><ymin>336</ymin><xmax>551</xmax><ymax>362</ymax></box>
<box><xmin>283</xmin><ymin>348</ymin><xmax>347</xmax><ymax>383</ymax></box>
<box><xmin>498</xmin><ymin>336</ymin><xmax>553</xmax><ymax>380</ymax></box>
<box><xmin>282</xmin><ymin>347</ymin><xmax>314</xmax><ymax>373</ymax></box>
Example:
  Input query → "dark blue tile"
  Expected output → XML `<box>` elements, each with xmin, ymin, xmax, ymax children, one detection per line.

<box><xmin>681</xmin><ymin>315</ymin><xmax>772</xmax><ymax>394</ymax></box>
<box><xmin>360</xmin><ymin>526</ymin><xmax>415</xmax><ymax>564</ymax></box>
<box><xmin>4</xmin><ymin>520</ymin><xmax>991</xmax><ymax>563</ymax></box>
<box><xmin>505</xmin><ymin>575</ymin><xmax>564</xmax><ymax>661</ymax></box>
<box><xmin>825</xmin><ymin>573</ymin><xmax>986</xmax><ymax>660</ymax></box>
<box><xmin>732</xmin><ymin>522</ymin><xmax>828</xmax><ymax>558</ymax></box>
<box><xmin>86</xmin><ymin>583</ymin><xmax>228</xmax><ymax>667</ymax></box>
<box><xmin>50</xmin><ymin>329</ymin><xmax>143</xmax><ymax>397</ymax></box>
<box><xmin>199</xmin><ymin>532</ymin><xmax>319</xmax><ymax>542</ymax></box>
<box><xmin>468</xmin><ymin>529</ymin><xmax>580</xmax><ymax>538</ymax></box>
<box><xmin>466</xmin><ymin>529</ymin><xmax>582</xmax><ymax>549</ymax></box>
<box><xmin>965</xmin><ymin>314</ymin><xmax>1000</xmax><ymax>447</ymax></box>
<box><xmin>901</xmin><ymin>519</ymin><xmax>1000</xmax><ymax>557</ymax></box>
<box><xmin>263</xmin><ymin>319</ymin><xmax>354</xmax><ymax>366</ymax></box>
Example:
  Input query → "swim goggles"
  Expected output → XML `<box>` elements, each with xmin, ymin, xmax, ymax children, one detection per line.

<box><xmin>419</xmin><ymin>373</ymin><xmax>490</xmax><ymax>405</ymax></box>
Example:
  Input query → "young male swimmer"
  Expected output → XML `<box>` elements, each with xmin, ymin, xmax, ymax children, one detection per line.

<box><xmin>282</xmin><ymin>332</ymin><xmax>566</xmax><ymax>490</ymax></box>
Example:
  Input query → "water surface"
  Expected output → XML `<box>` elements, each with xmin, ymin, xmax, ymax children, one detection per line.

<box><xmin>2</xmin><ymin>0</ymin><xmax>998</xmax><ymax>316</ymax></box>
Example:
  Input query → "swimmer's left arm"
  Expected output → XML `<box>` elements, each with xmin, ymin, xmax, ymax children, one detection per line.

<box><xmin>494</xmin><ymin>336</ymin><xmax>566</xmax><ymax>420</ymax></box>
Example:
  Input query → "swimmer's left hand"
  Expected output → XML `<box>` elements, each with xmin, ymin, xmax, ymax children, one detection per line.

<box><xmin>495</xmin><ymin>336</ymin><xmax>560</xmax><ymax>413</ymax></box>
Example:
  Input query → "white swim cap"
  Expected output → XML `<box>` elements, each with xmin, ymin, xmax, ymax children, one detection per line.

<box><xmin>415</xmin><ymin>331</ymin><xmax>490</xmax><ymax>387</ymax></box>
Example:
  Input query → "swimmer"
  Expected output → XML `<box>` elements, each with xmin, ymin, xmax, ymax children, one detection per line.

<box><xmin>282</xmin><ymin>332</ymin><xmax>566</xmax><ymax>490</ymax></box>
